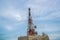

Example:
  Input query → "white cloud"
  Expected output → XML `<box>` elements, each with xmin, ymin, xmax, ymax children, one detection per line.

<box><xmin>0</xmin><ymin>0</ymin><xmax>60</xmax><ymax>40</ymax></box>
<box><xmin>36</xmin><ymin>24</ymin><xmax>60</xmax><ymax>40</ymax></box>
<box><xmin>26</xmin><ymin>0</ymin><xmax>60</xmax><ymax>21</ymax></box>
<box><xmin>36</xmin><ymin>24</ymin><xmax>60</xmax><ymax>33</ymax></box>
<box><xmin>12</xmin><ymin>13</ymin><xmax>22</xmax><ymax>21</ymax></box>
<box><xmin>1</xmin><ymin>0</ymin><xmax>60</xmax><ymax>22</ymax></box>
<box><xmin>15</xmin><ymin>14</ymin><xmax>22</xmax><ymax>21</ymax></box>
<box><xmin>48</xmin><ymin>34</ymin><xmax>60</xmax><ymax>40</ymax></box>
<box><xmin>4</xmin><ymin>24</ymin><xmax>19</xmax><ymax>31</ymax></box>
<box><xmin>0</xmin><ymin>5</ymin><xmax>27</xmax><ymax>22</ymax></box>
<box><xmin>5</xmin><ymin>25</ymin><xmax>13</xmax><ymax>31</ymax></box>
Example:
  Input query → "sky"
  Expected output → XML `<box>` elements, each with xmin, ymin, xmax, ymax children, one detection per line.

<box><xmin>0</xmin><ymin>0</ymin><xmax>60</xmax><ymax>40</ymax></box>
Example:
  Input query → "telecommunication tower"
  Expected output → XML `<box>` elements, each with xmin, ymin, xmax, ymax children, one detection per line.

<box><xmin>27</xmin><ymin>8</ymin><xmax>37</xmax><ymax>36</ymax></box>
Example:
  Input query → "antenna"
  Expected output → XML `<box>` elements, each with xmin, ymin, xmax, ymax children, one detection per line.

<box><xmin>27</xmin><ymin>8</ymin><xmax>37</xmax><ymax>36</ymax></box>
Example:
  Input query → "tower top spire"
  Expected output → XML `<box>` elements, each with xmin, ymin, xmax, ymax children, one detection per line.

<box><xmin>28</xmin><ymin>8</ymin><xmax>32</xmax><ymax>24</ymax></box>
<box><xmin>29</xmin><ymin>8</ymin><xmax>30</xmax><ymax>11</ymax></box>
<box><xmin>28</xmin><ymin>8</ymin><xmax>31</xmax><ymax>16</ymax></box>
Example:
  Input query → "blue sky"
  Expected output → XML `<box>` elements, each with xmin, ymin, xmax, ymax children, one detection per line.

<box><xmin>0</xmin><ymin>0</ymin><xmax>60</xmax><ymax>40</ymax></box>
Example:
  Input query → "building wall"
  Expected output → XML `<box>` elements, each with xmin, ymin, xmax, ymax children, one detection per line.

<box><xmin>18</xmin><ymin>35</ymin><xmax>42</xmax><ymax>40</ymax></box>
<box><xmin>18</xmin><ymin>36</ymin><xmax>27</xmax><ymax>40</ymax></box>
<box><xmin>18</xmin><ymin>35</ymin><xmax>49</xmax><ymax>40</ymax></box>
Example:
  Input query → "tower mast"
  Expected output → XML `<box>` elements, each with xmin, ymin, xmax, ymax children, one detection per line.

<box><xmin>28</xmin><ymin>8</ymin><xmax>37</xmax><ymax>36</ymax></box>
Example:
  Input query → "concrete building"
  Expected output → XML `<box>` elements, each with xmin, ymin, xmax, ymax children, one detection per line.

<box><xmin>18</xmin><ymin>35</ymin><xmax>42</xmax><ymax>40</ymax></box>
<box><xmin>18</xmin><ymin>34</ymin><xmax>49</xmax><ymax>40</ymax></box>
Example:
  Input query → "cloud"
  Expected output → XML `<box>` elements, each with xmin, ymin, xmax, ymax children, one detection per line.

<box><xmin>48</xmin><ymin>34</ymin><xmax>60</xmax><ymax>40</ymax></box>
<box><xmin>0</xmin><ymin>6</ymin><xmax>27</xmax><ymax>23</ymax></box>
<box><xmin>36</xmin><ymin>23</ymin><xmax>60</xmax><ymax>40</ymax></box>
<box><xmin>3</xmin><ymin>23</ymin><xmax>21</xmax><ymax>31</ymax></box>
<box><xmin>0</xmin><ymin>0</ymin><xmax>60</xmax><ymax>40</ymax></box>
<box><xmin>5</xmin><ymin>25</ymin><xmax>13</xmax><ymax>31</ymax></box>
<box><xmin>26</xmin><ymin>0</ymin><xmax>60</xmax><ymax>21</ymax></box>
<box><xmin>36</xmin><ymin>23</ymin><xmax>60</xmax><ymax>33</ymax></box>
<box><xmin>0</xmin><ymin>0</ymin><xmax>27</xmax><ymax>23</ymax></box>
<box><xmin>1</xmin><ymin>0</ymin><xmax>60</xmax><ymax>22</ymax></box>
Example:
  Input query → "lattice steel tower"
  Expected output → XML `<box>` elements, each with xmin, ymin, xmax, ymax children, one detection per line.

<box><xmin>27</xmin><ymin>8</ymin><xmax>37</xmax><ymax>36</ymax></box>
